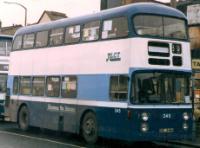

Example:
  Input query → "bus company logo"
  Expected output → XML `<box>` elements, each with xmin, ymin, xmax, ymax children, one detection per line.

<box><xmin>106</xmin><ymin>52</ymin><xmax>121</xmax><ymax>62</ymax></box>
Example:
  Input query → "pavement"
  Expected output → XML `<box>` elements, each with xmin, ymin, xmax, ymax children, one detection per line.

<box><xmin>0</xmin><ymin>120</ymin><xmax>199</xmax><ymax>148</ymax></box>
<box><xmin>171</xmin><ymin>121</ymin><xmax>200</xmax><ymax>147</ymax></box>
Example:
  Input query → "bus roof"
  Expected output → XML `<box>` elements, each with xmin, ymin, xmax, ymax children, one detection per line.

<box><xmin>15</xmin><ymin>2</ymin><xmax>186</xmax><ymax>36</ymax></box>
<box><xmin>0</xmin><ymin>34</ymin><xmax>13</xmax><ymax>39</ymax></box>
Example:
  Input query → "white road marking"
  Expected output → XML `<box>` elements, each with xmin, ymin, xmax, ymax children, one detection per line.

<box><xmin>0</xmin><ymin>130</ymin><xmax>85</xmax><ymax>148</ymax></box>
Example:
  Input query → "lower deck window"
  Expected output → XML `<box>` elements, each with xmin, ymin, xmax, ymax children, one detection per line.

<box><xmin>110</xmin><ymin>75</ymin><xmax>128</xmax><ymax>101</ymax></box>
<box><xmin>20</xmin><ymin>77</ymin><xmax>31</xmax><ymax>95</ymax></box>
<box><xmin>61</xmin><ymin>76</ymin><xmax>77</xmax><ymax>98</ymax></box>
<box><xmin>32</xmin><ymin>77</ymin><xmax>45</xmax><ymax>96</ymax></box>
<box><xmin>46</xmin><ymin>76</ymin><xmax>60</xmax><ymax>97</ymax></box>
<box><xmin>0</xmin><ymin>74</ymin><xmax>7</xmax><ymax>92</ymax></box>
<box><xmin>13</xmin><ymin>77</ymin><xmax>19</xmax><ymax>95</ymax></box>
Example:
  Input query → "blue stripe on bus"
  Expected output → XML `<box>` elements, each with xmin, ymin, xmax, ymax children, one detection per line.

<box><xmin>7</xmin><ymin>68</ymin><xmax>191</xmax><ymax>98</ymax></box>
<box><xmin>77</xmin><ymin>75</ymin><xmax>110</xmax><ymax>100</ymax></box>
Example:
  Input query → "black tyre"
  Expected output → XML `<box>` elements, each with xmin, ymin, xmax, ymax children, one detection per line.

<box><xmin>18</xmin><ymin>106</ymin><xmax>29</xmax><ymax>131</ymax></box>
<box><xmin>81</xmin><ymin>112</ymin><xmax>98</xmax><ymax>144</ymax></box>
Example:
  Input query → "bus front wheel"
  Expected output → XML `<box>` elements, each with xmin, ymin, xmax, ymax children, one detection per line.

<box><xmin>81</xmin><ymin>112</ymin><xmax>98</xmax><ymax>144</ymax></box>
<box><xmin>18</xmin><ymin>106</ymin><xmax>29</xmax><ymax>131</ymax></box>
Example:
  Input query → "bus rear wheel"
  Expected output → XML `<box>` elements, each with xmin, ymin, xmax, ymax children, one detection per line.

<box><xmin>81</xmin><ymin>112</ymin><xmax>98</xmax><ymax>144</ymax></box>
<box><xmin>18</xmin><ymin>106</ymin><xmax>29</xmax><ymax>131</ymax></box>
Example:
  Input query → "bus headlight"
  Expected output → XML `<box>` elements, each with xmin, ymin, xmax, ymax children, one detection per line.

<box><xmin>141</xmin><ymin>112</ymin><xmax>149</xmax><ymax>121</ymax></box>
<box><xmin>183</xmin><ymin>112</ymin><xmax>189</xmax><ymax>121</ymax></box>
<box><xmin>183</xmin><ymin>123</ymin><xmax>188</xmax><ymax>131</ymax></box>
<box><xmin>141</xmin><ymin>123</ymin><xmax>149</xmax><ymax>132</ymax></box>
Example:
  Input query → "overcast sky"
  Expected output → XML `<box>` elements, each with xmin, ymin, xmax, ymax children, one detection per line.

<box><xmin>0</xmin><ymin>0</ymin><xmax>170</xmax><ymax>27</ymax></box>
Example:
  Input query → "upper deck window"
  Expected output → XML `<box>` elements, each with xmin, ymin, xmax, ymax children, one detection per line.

<box><xmin>65</xmin><ymin>25</ymin><xmax>80</xmax><ymax>44</ymax></box>
<box><xmin>102</xmin><ymin>17</ymin><xmax>128</xmax><ymax>39</ymax></box>
<box><xmin>0</xmin><ymin>39</ymin><xmax>12</xmax><ymax>56</ymax></box>
<box><xmin>35</xmin><ymin>31</ymin><xmax>48</xmax><ymax>48</ymax></box>
<box><xmin>13</xmin><ymin>35</ymin><xmax>22</xmax><ymax>50</ymax></box>
<box><xmin>133</xmin><ymin>15</ymin><xmax>187</xmax><ymax>40</ymax></box>
<box><xmin>49</xmin><ymin>28</ymin><xmax>64</xmax><ymax>46</ymax></box>
<box><xmin>23</xmin><ymin>33</ymin><xmax>35</xmax><ymax>49</ymax></box>
<box><xmin>82</xmin><ymin>21</ymin><xmax>100</xmax><ymax>41</ymax></box>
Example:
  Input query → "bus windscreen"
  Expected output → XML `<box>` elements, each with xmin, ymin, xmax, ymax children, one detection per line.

<box><xmin>132</xmin><ymin>72</ymin><xmax>190</xmax><ymax>104</ymax></box>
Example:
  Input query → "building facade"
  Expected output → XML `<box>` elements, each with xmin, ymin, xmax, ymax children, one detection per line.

<box><xmin>100</xmin><ymin>0</ymin><xmax>173</xmax><ymax>10</ymax></box>
<box><xmin>0</xmin><ymin>10</ymin><xmax>67</xmax><ymax>35</ymax></box>
<box><xmin>37</xmin><ymin>11</ymin><xmax>67</xmax><ymax>24</ymax></box>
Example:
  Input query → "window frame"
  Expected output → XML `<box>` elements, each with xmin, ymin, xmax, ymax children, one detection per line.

<box><xmin>0</xmin><ymin>74</ymin><xmax>7</xmax><ymax>93</ymax></box>
<box><xmin>49</xmin><ymin>27</ymin><xmax>65</xmax><ymax>46</ymax></box>
<box><xmin>130</xmin><ymin>70</ymin><xmax>191</xmax><ymax>105</ymax></box>
<box><xmin>23</xmin><ymin>33</ymin><xmax>35</xmax><ymax>49</ymax></box>
<box><xmin>82</xmin><ymin>20</ymin><xmax>100</xmax><ymax>42</ymax></box>
<box><xmin>35</xmin><ymin>30</ymin><xmax>49</xmax><ymax>48</ymax></box>
<box><xmin>46</xmin><ymin>76</ymin><xmax>61</xmax><ymax>98</ymax></box>
<box><xmin>102</xmin><ymin>16</ymin><xmax>129</xmax><ymax>40</ymax></box>
<box><xmin>61</xmin><ymin>75</ymin><xmax>78</xmax><ymax>98</ymax></box>
<box><xmin>19</xmin><ymin>76</ymin><xmax>32</xmax><ymax>96</ymax></box>
<box><xmin>132</xmin><ymin>14</ymin><xmax>188</xmax><ymax>41</ymax></box>
<box><xmin>64</xmin><ymin>24</ymin><xmax>81</xmax><ymax>44</ymax></box>
<box><xmin>12</xmin><ymin>35</ymin><xmax>23</xmax><ymax>51</ymax></box>
<box><xmin>109</xmin><ymin>75</ymin><xmax>129</xmax><ymax>101</ymax></box>
<box><xmin>0</xmin><ymin>39</ymin><xmax>12</xmax><ymax>56</ymax></box>
<box><xmin>13</xmin><ymin>76</ymin><xmax>19</xmax><ymax>95</ymax></box>
<box><xmin>32</xmin><ymin>76</ymin><xmax>45</xmax><ymax>97</ymax></box>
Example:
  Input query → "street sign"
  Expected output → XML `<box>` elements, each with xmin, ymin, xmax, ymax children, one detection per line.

<box><xmin>192</xmin><ymin>59</ymin><xmax>200</xmax><ymax>70</ymax></box>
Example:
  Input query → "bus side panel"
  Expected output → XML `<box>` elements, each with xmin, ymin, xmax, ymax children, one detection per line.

<box><xmin>27</xmin><ymin>101</ymin><xmax>47</xmax><ymax>129</ymax></box>
<box><xmin>77</xmin><ymin>75</ymin><xmax>110</xmax><ymax>101</ymax></box>
<box><xmin>77</xmin><ymin>105</ymin><xmax>131</xmax><ymax>140</ymax></box>
<box><xmin>61</xmin><ymin>103</ymin><xmax>77</xmax><ymax>133</ymax></box>
<box><xmin>95</xmin><ymin>107</ymin><xmax>131</xmax><ymax>140</ymax></box>
<box><xmin>77</xmin><ymin>106</ymin><xmax>193</xmax><ymax>142</ymax></box>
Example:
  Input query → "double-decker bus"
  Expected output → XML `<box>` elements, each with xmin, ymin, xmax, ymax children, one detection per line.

<box><xmin>6</xmin><ymin>3</ymin><xmax>192</xmax><ymax>143</ymax></box>
<box><xmin>0</xmin><ymin>35</ymin><xmax>12</xmax><ymax>119</ymax></box>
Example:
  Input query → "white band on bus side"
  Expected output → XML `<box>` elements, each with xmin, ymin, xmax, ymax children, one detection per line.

<box><xmin>11</xmin><ymin>95</ymin><xmax>192</xmax><ymax>109</ymax></box>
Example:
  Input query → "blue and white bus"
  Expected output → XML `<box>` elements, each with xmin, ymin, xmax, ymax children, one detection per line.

<box><xmin>0</xmin><ymin>35</ymin><xmax>12</xmax><ymax>119</ymax></box>
<box><xmin>7</xmin><ymin>3</ymin><xmax>192</xmax><ymax>143</ymax></box>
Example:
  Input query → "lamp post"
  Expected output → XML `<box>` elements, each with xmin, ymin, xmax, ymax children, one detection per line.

<box><xmin>4</xmin><ymin>1</ymin><xmax>27</xmax><ymax>26</ymax></box>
